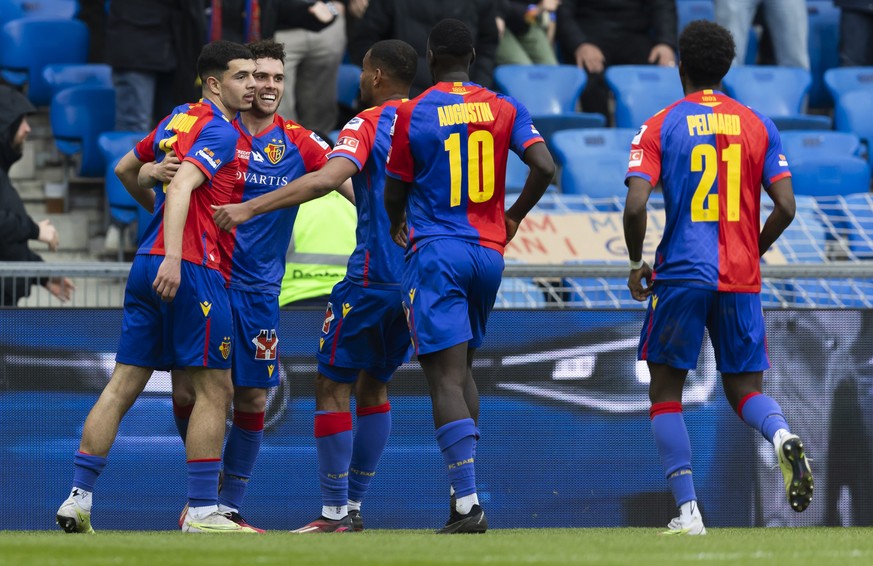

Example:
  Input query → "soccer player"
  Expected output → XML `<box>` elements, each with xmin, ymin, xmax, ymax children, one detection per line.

<box><xmin>383</xmin><ymin>19</ymin><xmax>555</xmax><ymax>533</ymax></box>
<box><xmin>213</xmin><ymin>39</ymin><xmax>419</xmax><ymax>533</ymax></box>
<box><xmin>623</xmin><ymin>20</ymin><xmax>813</xmax><ymax>536</ymax></box>
<box><xmin>141</xmin><ymin>40</ymin><xmax>342</xmax><ymax>532</ymax></box>
<box><xmin>55</xmin><ymin>41</ymin><xmax>256</xmax><ymax>534</ymax></box>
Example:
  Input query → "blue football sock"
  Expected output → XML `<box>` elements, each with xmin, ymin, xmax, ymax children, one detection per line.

<box><xmin>435</xmin><ymin>418</ymin><xmax>477</xmax><ymax>498</ymax></box>
<box><xmin>172</xmin><ymin>399</ymin><xmax>193</xmax><ymax>443</ymax></box>
<box><xmin>72</xmin><ymin>451</ymin><xmax>107</xmax><ymax>492</ymax></box>
<box><xmin>739</xmin><ymin>392</ymin><xmax>790</xmax><ymax>441</ymax></box>
<box><xmin>348</xmin><ymin>402</ymin><xmax>391</xmax><ymax>504</ymax></box>
<box><xmin>315</xmin><ymin>411</ymin><xmax>353</xmax><ymax>509</ymax></box>
<box><xmin>219</xmin><ymin>410</ymin><xmax>264</xmax><ymax>511</ymax></box>
<box><xmin>187</xmin><ymin>459</ymin><xmax>221</xmax><ymax>508</ymax></box>
<box><xmin>650</xmin><ymin>402</ymin><xmax>697</xmax><ymax>507</ymax></box>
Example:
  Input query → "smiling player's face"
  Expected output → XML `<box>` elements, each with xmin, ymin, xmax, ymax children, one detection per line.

<box><xmin>251</xmin><ymin>57</ymin><xmax>284</xmax><ymax>118</ymax></box>
<box><xmin>219</xmin><ymin>58</ymin><xmax>257</xmax><ymax>113</ymax></box>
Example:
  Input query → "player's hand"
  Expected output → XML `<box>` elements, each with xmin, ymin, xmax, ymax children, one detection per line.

<box><xmin>576</xmin><ymin>43</ymin><xmax>605</xmax><ymax>74</ymax></box>
<box><xmin>348</xmin><ymin>0</ymin><xmax>368</xmax><ymax>19</ymax></box>
<box><xmin>627</xmin><ymin>262</ymin><xmax>654</xmax><ymax>302</ymax></box>
<box><xmin>37</xmin><ymin>219</ymin><xmax>59</xmax><ymax>251</ymax></box>
<box><xmin>648</xmin><ymin>44</ymin><xmax>676</xmax><ymax>67</ymax></box>
<box><xmin>390</xmin><ymin>221</ymin><xmax>408</xmax><ymax>248</ymax></box>
<box><xmin>153</xmin><ymin>151</ymin><xmax>181</xmax><ymax>183</ymax></box>
<box><xmin>309</xmin><ymin>1</ymin><xmax>337</xmax><ymax>23</ymax></box>
<box><xmin>211</xmin><ymin>203</ymin><xmax>253</xmax><ymax>232</ymax></box>
<box><xmin>153</xmin><ymin>256</ymin><xmax>182</xmax><ymax>302</ymax></box>
<box><xmin>496</xmin><ymin>16</ymin><xmax>505</xmax><ymax>39</ymax></box>
<box><xmin>44</xmin><ymin>277</ymin><xmax>75</xmax><ymax>302</ymax></box>
<box><xmin>505</xmin><ymin>216</ymin><xmax>521</xmax><ymax>244</ymax></box>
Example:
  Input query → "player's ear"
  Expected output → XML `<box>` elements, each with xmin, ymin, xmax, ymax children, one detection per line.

<box><xmin>205</xmin><ymin>74</ymin><xmax>222</xmax><ymax>96</ymax></box>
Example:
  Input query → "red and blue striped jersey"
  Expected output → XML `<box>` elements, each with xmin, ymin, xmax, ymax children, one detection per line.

<box><xmin>625</xmin><ymin>89</ymin><xmax>791</xmax><ymax>292</ymax></box>
<box><xmin>328</xmin><ymin>99</ymin><xmax>405</xmax><ymax>288</ymax></box>
<box><xmin>219</xmin><ymin>115</ymin><xmax>330</xmax><ymax>293</ymax></box>
<box><xmin>135</xmin><ymin>98</ymin><xmax>239</xmax><ymax>270</ymax></box>
<box><xmin>386</xmin><ymin>82</ymin><xmax>544</xmax><ymax>255</ymax></box>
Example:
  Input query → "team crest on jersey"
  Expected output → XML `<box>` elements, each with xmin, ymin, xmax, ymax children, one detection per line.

<box><xmin>264</xmin><ymin>139</ymin><xmax>285</xmax><ymax>164</ymax></box>
<box><xmin>219</xmin><ymin>336</ymin><xmax>232</xmax><ymax>360</ymax></box>
<box><xmin>322</xmin><ymin>302</ymin><xmax>335</xmax><ymax>334</ymax></box>
<box><xmin>252</xmin><ymin>329</ymin><xmax>279</xmax><ymax>361</ymax></box>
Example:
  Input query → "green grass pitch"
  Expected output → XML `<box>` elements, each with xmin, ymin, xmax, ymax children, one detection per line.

<box><xmin>2</xmin><ymin>528</ymin><xmax>872</xmax><ymax>566</ymax></box>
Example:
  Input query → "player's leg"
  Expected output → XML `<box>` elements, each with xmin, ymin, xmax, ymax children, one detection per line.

<box><xmin>642</xmin><ymin>285</ymin><xmax>711</xmax><ymax>535</ymax></box>
<box><xmin>171</xmin><ymin>369</ymin><xmax>195</xmax><ymax>442</ymax></box>
<box><xmin>716</xmin><ymin>292</ymin><xmax>813</xmax><ymax>512</ymax></box>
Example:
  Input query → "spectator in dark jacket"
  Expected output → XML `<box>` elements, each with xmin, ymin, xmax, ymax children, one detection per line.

<box><xmin>557</xmin><ymin>0</ymin><xmax>677</xmax><ymax>120</ymax></box>
<box><xmin>0</xmin><ymin>86</ymin><xmax>74</xmax><ymax>306</ymax></box>
<box><xmin>497</xmin><ymin>0</ymin><xmax>559</xmax><ymax>66</ymax></box>
<box><xmin>349</xmin><ymin>0</ymin><xmax>499</xmax><ymax>97</ymax></box>
<box><xmin>835</xmin><ymin>0</ymin><xmax>873</xmax><ymax>66</ymax></box>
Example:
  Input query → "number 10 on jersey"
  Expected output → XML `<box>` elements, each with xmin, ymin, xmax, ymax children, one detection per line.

<box><xmin>444</xmin><ymin>131</ymin><xmax>496</xmax><ymax>207</ymax></box>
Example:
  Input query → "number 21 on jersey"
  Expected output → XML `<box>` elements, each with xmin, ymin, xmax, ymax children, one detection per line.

<box><xmin>690</xmin><ymin>143</ymin><xmax>741</xmax><ymax>222</ymax></box>
<box><xmin>444</xmin><ymin>131</ymin><xmax>496</xmax><ymax>207</ymax></box>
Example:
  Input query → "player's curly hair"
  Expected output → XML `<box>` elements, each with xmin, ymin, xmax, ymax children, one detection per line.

<box><xmin>678</xmin><ymin>20</ymin><xmax>735</xmax><ymax>87</ymax></box>
<box><xmin>369</xmin><ymin>39</ymin><xmax>418</xmax><ymax>85</ymax></box>
<box><xmin>197</xmin><ymin>40</ymin><xmax>254</xmax><ymax>82</ymax></box>
<box><xmin>248</xmin><ymin>39</ymin><xmax>286</xmax><ymax>65</ymax></box>
<box><xmin>428</xmin><ymin>18</ymin><xmax>473</xmax><ymax>59</ymax></box>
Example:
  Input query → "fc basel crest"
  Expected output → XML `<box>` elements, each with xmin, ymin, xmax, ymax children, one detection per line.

<box><xmin>264</xmin><ymin>139</ymin><xmax>285</xmax><ymax>164</ymax></box>
<box><xmin>219</xmin><ymin>336</ymin><xmax>232</xmax><ymax>360</ymax></box>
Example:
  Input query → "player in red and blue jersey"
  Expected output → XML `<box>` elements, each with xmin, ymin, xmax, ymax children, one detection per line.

<box><xmin>56</xmin><ymin>41</ymin><xmax>257</xmax><ymax>535</ymax></box>
<box><xmin>214</xmin><ymin>39</ymin><xmax>419</xmax><ymax>533</ymax></box>
<box><xmin>623</xmin><ymin>21</ymin><xmax>812</xmax><ymax>536</ymax></box>
<box><xmin>383</xmin><ymin>19</ymin><xmax>555</xmax><ymax>533</ymax></box>
<box><xmin>142</xmin><ymin>41</ymin><xmax>335</xmax><ymax>533</ymax></box>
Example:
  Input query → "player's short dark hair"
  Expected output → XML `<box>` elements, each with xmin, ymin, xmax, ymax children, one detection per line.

<box><xmin>196</xmin><ymin>40</ymin><xmax>254</xmax><ymax>82</ymax></box>
<box><xmin>678</xmin><ymin>20</ymin><xmax>735</xmax><ymax>86</ymax></box>
<box><xmin>428</xmin><ymin>18</ymin><xmax>473</xmax><ymax>59</ymax></box>
<box><xmin>369</xmin><ymin>39</ymin><xmax>418</xmax><ymax>85</ymax></box>
<box><xmin>248</xmin><ymin>39</ymin><xmax>285</xmax><ymax>65</ymax></box>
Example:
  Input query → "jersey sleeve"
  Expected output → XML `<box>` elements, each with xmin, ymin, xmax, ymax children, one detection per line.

<box><xmin>761</xmin><ymin>117</ymin><xmax>791</xmax><ymax>187</ymax></box>
<box><xmin>134</xmin><ymin>128</ymin><xmax>157</xmax><ymax>162</ymax></box>
<box><xmin>386</xmin><ymin>101</ymin><xmax>415</xmax><ymax>182</ymax></box>
<box><xmin>625</xmin><ymin>119</ymin><xmax>663</xmax><ymax>187</ymax></box>
<box><xmin>327</xmin><ymin>112</ymin><xmax>376</xmax><ymax>172</ymax></box>
<box><xmin>293</xmin><ymin>127</ymin><xmax>330</xmax><ymax>172</ymax></box>
<box><xmin>507</xmin><ymin>97</ymin><xmax>545</xmax><ymax>156</ymax></box>
<box><xmin>184</xmin><ymin>119</ymin><xmax>238</xmax><ymax>180</ymax></box>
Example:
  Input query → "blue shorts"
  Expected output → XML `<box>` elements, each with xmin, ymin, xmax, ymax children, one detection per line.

<box><xmin>117</xmin><ymin>254</ymin><xmax>233</xmax><ymax>370</ymax></box>
<box><xmin>401</xmin><ymin>239</ymin><xmax>504</xmax><ymax>356</ymax></box>
<box><xmin>229</xmin><ymin>288</ymin><xmax>281</xmax><ymax>388</ymax></box>
<box><xmin>316</xmin><ymin>278</ymin><xmax>412</xmax><ymax>383</ymax></box>
<box><xmin>638</xmin><ymin>284</ymin><xmax>770</xmax><ymax>373</ymax></box>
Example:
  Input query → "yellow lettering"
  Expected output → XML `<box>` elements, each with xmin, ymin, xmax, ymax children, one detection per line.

<box><xmin>437</xmin><ymin>106</ymin><xmax>450</xmax><ymax>127</ymax></box>
<box><xmin>436</xmin><ymin>103</ymin><xmax>496</xmax><ymax>127</ymax></box>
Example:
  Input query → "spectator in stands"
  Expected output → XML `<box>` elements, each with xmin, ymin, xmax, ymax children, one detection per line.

<box><xmin>349</xmin><ymin>0</ymin><xmax>499</xmax><ymax>97</ymax></box>
<box><xmin>835</xmin><ymin>1</ymin><xmax>873</xmax><ymax>66</ymax></box>
<box><xmin>0</xmin><ymin>86</ymin><xmax>74</xmax><ymax>306</ymax></box>
<box><xmin>714</xmin><ymin>0</ymin><xmax>810</xmax><ymax>69</ymax></box>
<box><xmin>556</xmin><ymin>0</ymin><xmax>677</xmax><ymax>120</ymax></box>
<box><xmin>274</xmin><ymin>1</ymin><xmax>347</xmax><ymax>133</ymax></box>
<box><xmin>496</xmin><ymin>0</ymin><xmax>559</xmax><ymax>66</ymax></box>
<box><xmin>76</xmin><ymin>0</ymin><xmax>106</xmax><ymax>63</ymax></box>
<box><xmin>107</xmin><ymin>0</ymin><xmax>206</xmax><ymax>131</ymax></box>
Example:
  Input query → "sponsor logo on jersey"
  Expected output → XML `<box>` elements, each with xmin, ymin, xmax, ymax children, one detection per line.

<box><xmin>408</xmin><ymin>288</ymin><xmax>416</xmax><ymax>304</ymax></box>
<box><xmin>342</xmin><ymin>302</ymin><xmax>353</xmax><ymax>317</ymax></box>
<box><xmin>265</xmin><ymin>139</ymin><xmax>285</xmax><ymax>164</ymax></box>
<box><xmin>322</xmin><ymin>302</ymin><xmax>335</xmax><ymax>334</ymax></box>
<box><xmin>200</xmin><ymin>300</ymin><xmax>212</xmax><ymax>317</ymax></box>
<box><xmin>335</xmin><ymin>136</ymin><xmax>359</xmax><ymax>152</ymax></box>
<box><xmin>344</xmin><ymin>117</ymin><xmax>364</xmax><ymax>131</ymax></box>
<box><xmin>252</xmin><ymin>329</ymin><xmax>279</xmax><ymax>361</ymax></box>
<box><xmin>252</xmin><ymin>151</ymin><xmax>265</xmax><ymax>162</ymax></box>
<box><xmin>778</xmin><ymin>154</ymin><xmax>789</xmax><ymax>167</ymax></box>
<box><xmin>196</xmin><ymin>147</ymin><xmax>221</xmax><ymax>169</ymax></box>
<box><xmin>451</xmin><ymin>83</ymin><xmax>470</xmax><ymax>95</ymax></box>
<box><xmin>236</xmin><ymin>149</ymin><xmax>251</xmax><ymax>160</ymax></box>
<box><xmin>220</xmin><ymin>337</ymin><xmax>232</xmax><ymax>360</ymax></box>
<box><xmin>310</xmin><ymin>132</ymin><xmax>330</xmax><ymax>150</ymax></box>
<box><xmin>319</xmin><ymin>337</ymin><xmax>325</xmax><ymax>351</ymax></box>
<box><xmin>267</xmin><ymin>364</ymin><xmax>275</xmax><ymax>378</ymax></box>
<box><xmin>631</xmin><ymin>125</ymin><xmax>648</xmax><ymax>145</ymax></box>
<box><xmin>531</xmin><ymin>124</ymin><xmax>540</xmax><ymax>136</ymax></box>
<box><xmin>652</xmin><ymin>294</ymin><xmax>658</xmax><ymax>310</ymax></box>
<box><xmin>629</xmin><ymin>149</ymin><xmax>644</xmax><ymax>167</ymax></box>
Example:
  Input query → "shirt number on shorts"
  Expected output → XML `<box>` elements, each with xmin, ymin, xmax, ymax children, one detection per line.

<box><xmin>444</xmin><ymin>130</ymin><xmax>495</xmax><ymax>207</ymax></box>
<box><xmin>690</xmin><ymin>143</ymin><xmax>741</xmax><ymax>222</ymax></box>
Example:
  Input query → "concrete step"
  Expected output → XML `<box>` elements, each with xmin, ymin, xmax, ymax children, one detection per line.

<box><xmin>37</xmin><ymin>211</ymin><xmax>93</xmax><ymax>252</ymax></box>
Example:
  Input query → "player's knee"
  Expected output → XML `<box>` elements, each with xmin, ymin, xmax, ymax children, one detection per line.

<box><xmin>233</xmin><ymin>386</ymin><xmax>267</xmax><ymax>413</ymax></box>
<box><xmin>315</xmin><ymin>373</ymin><xmax>352</xmax><ymax>411</ymax></box>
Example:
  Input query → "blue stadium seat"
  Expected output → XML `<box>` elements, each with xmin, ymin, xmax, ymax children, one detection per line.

<box><xmin>677</xmin><ymin>1</ymin><xmax>714</xmax><ymax>33</ymax></box>
<box><xmin>505</xmin><ymin>149</ymin><xmax>529</xmax><ymax>193</ymax></box>
<box><xmin>806</xmin><ymin>1</ymin><xmax>840</xmax><ymax>108</ymax></box>
<box><xmin>0</xmin><ymin>17</ymin><xmax>88</xmax><ymax>105</ymax></box>
<box><xmin>604</xmin><ymin>65</ymin><xmax>684</xmax><ymax>128</ymax></box>
<box><xmin>42</xmin><ymin>63</ymin><xmax>111</xmax><ymax>99</ymax></box>
<box><xmin>789</xmin><ymin>154</ymin><xmax>871</xmax><ymax>198</ymax></box>
<box><xmin>494</xmin><ymin>64</ymin><xmax>587</xmax><ymax>114</ymax></box>
<box><xmin>721</xmin><ymin>66</ymin><xmax>831</xmax><ymax>129</ymax></box>
<box><xmin>833</xmin><ymin>90</ymin><xmax>873</xmax><ymax>167</ymax></box>
<box><xmin>50</xmin><ymin>85</ymin><xmax>116</xmax><ymax>177</ymax></box>
<box><xmin>20</xmin><ymin>0</ymin><xmax>77</xmax><ymax>19</ymax></box>
<box><xmin>336</xmin><ymin>63</ymin><xmax>360</xmax><ymax>108</ymax></box>
<box><xmin>0</xmin><ymin>0</ymin><xmax>24</xmax><ymax>25</ymax></box>
<box><xmin>105</xmin><ymin>155</ymin><xmax>143</xmax><ymax>260</ymax></box>
<box><xmin>781</xmin><ymin>131</ymin><xmax>862</xmax><ymax>163</ymax></box>
<box><xmin>824</xmin><ymin>66</ymin><xmax>873</xmax><ymax>102</ymax></box>
<box><xmin>530</xmin><ymin>113</ymin><xmax>607</xmax><ymax>151</ymax></box>
<box><xmin>97</xmin><ymin>131</ymin><xmax>147</xmax><ymax>163</ymax></box>
<box><xmin>559</xmin><ymin>150</ymin><xmax>629</xmax><ymax>200</ymax></box>
<box><xmin>551</xmin><ymin>128</ymin><xmax>637</xmax><ymax>167</ymax></box>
